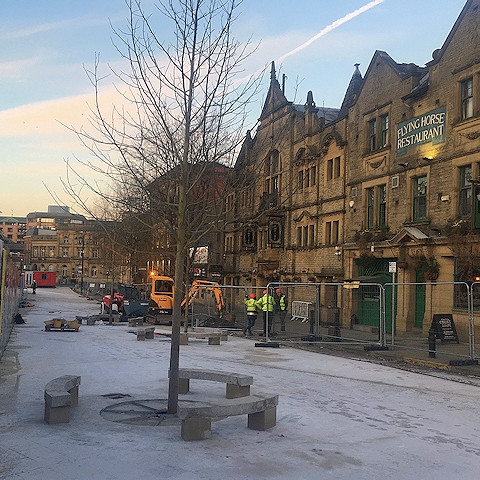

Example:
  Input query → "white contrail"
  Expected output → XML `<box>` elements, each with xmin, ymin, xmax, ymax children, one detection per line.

<box><xmin>277</xmin><ymin>0</ymin><xmax>384</xmax><ymax>63</ymax></box>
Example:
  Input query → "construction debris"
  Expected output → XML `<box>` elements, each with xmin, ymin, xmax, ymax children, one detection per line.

<box><xmin>44</xmin><ymin>318</ymin><xmax>80</xmax><ymax>332</ymax></box>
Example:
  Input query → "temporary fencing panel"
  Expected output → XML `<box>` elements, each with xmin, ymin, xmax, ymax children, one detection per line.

<box><xmin>184</xmin><ymin>279</ymin><xmax>478</xmax><ymax>363</ymax></box>
<box><xmin>0</xmin><ymin>244</ymin><xmax>22</xmax><ymax>359</ymax></box>
<box><xmin>386</xmin><ymin>281</ymin><xmax>475</xmax><ymax>362</ymax></box>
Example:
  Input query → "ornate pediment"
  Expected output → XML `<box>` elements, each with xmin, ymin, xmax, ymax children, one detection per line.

<box><xmin>389</xmin><ymin>226</ymin><xmax>428</xmax><ymax>245</ymax></box>
<box><xmin>293</xmin><ymin>210</ymin><xmax>316</xmax><ymax>222</ymax></box>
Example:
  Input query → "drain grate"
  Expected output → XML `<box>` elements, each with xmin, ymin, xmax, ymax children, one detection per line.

<box><xmin>102</xmin><ymin>393</ymin><xmax>132</xmax><ymax>400</ymax></box>
<box><xmin>100</xmin><ymin>399</ymin><xmax>180</xmax><ymax>426</ymax></box>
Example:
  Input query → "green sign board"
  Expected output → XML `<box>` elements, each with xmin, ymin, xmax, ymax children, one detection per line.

<box><xmin>397</xmin><ymin>106</ymin><xmax>446</xmax><ymax>155</ymax></box>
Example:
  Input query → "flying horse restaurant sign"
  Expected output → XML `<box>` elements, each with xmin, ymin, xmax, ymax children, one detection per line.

<box><xmin>397</xmin><ymin>106</ymin><xmax>446</xmax><ymax>155</ymax></box>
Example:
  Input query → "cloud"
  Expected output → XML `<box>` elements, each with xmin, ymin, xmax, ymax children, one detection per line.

<box><xmin>0</xmin><ymin>14</ymin><xmax>120</xmax><ymax>41</ymax></box>
<box><xmin>0</xmin><ymin>84</ymin><xmax>126</xmax><ymax>137</ymax></box>
<box><xmin>0</xmin><ymin>57</ymin><xmax>40</xmax><ymax>79</ymax></box>
<box><xmin>277</xmin><ymin>0</ymin><xmax>384</xmax><ymax>63</ymax></box>
<box><xmin>237</xmin><ymin>0</ymin><xmax>384</xmax><ymax>85</ymax></box>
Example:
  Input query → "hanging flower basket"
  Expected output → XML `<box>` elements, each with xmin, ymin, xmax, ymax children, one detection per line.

<box><xmin>416</xmin><ymin>255</ymin><xmax>440</xmax><ymax>280</ymax></box>
<box><xmin>356</xmin><ymin>253</ymin><xmax>378</xmax><ymax>270</ymax></box>
<box><xmin>424</xmin><ymin>271</ymin><xmax>439</xmax><ymax>281</ymax></box>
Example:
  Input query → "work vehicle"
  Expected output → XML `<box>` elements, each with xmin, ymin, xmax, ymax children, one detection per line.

<box><xmin>102</xmin><ymin>283</ymin><xmax>150</xmax><ymax>316</ymax></box>
<box><xmin>149</xmin><ymin>275</ymin><xmax>226</xmax><ymax>319</ymax></box>
<box><xmin>149</xmin><ymin>275</ymin><xmax>175</xmax><ymax>315</ymax></box>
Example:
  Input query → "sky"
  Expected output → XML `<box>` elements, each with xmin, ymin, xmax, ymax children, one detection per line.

<box><xmin>0</xmin><ymin>0</ymin><xmax>468</xmax><ymax>218</ymax></box>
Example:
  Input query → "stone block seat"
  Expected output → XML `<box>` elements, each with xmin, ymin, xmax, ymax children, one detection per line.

<box><xmin>137</xmin><ymin>326</ymin><xmax>155</xmax><ymax>340</ymax></box>
<box><xmin>177</xmin><ymin>393</ymin><xmax>279</xmax><ymax>441</ymax></box>
<box><xmin>44</xmin><ymin>375</ymin><xmax>81</xmax><ymax>424</ymax></box>
<box><xmin>175</xmin><ymin>368</ymin><xmax>253</xmax><ymax>399</ymax></box>
<box><xmin>180</xmin><ymin>332</ymin><xmax>222</xmax><ymax>345</ymax></box>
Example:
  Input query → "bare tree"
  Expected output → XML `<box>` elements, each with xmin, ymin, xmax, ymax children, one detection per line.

<box><xmin>63</xmin><ymin>0</ymin><xmax>259</xmax><ymax>413</ymax></box>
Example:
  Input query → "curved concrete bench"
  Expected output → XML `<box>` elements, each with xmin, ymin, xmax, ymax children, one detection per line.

<box><xmin>177</xmin><ymin>393</ymin><xmax>279</xmax><ymax>441</ymax></box>
<box><xmin>180</xmin><ymin>332</ymin><xmax>222</xmax><ymax>345</ymax></box>
<box><xmin>44</xmin><ymin>375</ymin><xmax>81</xmax><ymax>424</ymax></box>
<box><xmin>137</xmin><ymin>326</ymin><xmax>155</xmax><ymax>340</ymax></box>
<box><xmin>176</xmin><ymin>368</ymin><xmax>253</xmax><ymax>398</ymax></box>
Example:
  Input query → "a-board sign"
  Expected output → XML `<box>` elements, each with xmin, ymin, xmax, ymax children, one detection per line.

<box><xmin>431</xmin><ymin>314</ymin><xmax>459</xmax><ymax>343</ymax></box>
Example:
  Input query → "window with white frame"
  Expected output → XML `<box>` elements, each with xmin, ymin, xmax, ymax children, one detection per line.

<box><xmin>366</xmin><ymin>184</ymin><xmax>387</xmax><ymax>229</ymax></box>
<box><xmin>461</xmin><ymin>77</ymin><xmax>473</xmax><ymax>120</ymax></box>
<box><xmin>380</xmin><ymin>114</ymin><xmax>389</xmax><ymax>148</ymax></box>
<box><xmin>413</xmin><ymin>175</ymin><xmax>427</xmax><ymax>221</ymax></box>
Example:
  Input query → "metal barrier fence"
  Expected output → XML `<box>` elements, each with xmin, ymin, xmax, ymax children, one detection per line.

<box><xmin>384</xmin><ymin>281</ymin><xmax>476</xmax><ymax>363</ymax></box>
<box><xmin>264</xmin><ymin>282</ymin><xmax>386</xmax><ymax>346</ymax></box>
<box><xmin>187</xmin><ymin>282</ymin><xmax>386</xmax><ymax>345</ymax></box>
<box><xmin>186</xmin><ymin>280</ymin><xmax>479</xmax><ymax>364</ymax></box>
<box><xmin>0</xmin><ymin>244</ymin><xmax>22</xmax><ymax>360</ymax></box>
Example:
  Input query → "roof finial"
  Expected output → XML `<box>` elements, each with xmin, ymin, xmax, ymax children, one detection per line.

<box><xmin>305</xmin><ymin>90</ymin><xmax>315</xmax><ymax>107</ymax></box>
<box><xmin>270</xmin><ymin>61</ymin><xmax>277</xmax><ymax>81</ymax></box>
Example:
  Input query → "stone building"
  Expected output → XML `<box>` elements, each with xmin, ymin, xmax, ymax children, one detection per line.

<box><xmin>0</xmin><ymin>216</ymin><xmax>26</xmax><ymax>243</ymax></box>
<box><xmin>147</xmin><ymin>162</ymin><xmax>230</xmax><ymax>282</ymax></box>
<box><xmin>23</xmin><ymin>206</ymin><xmax>123</xmax><ymax>288</ymax></box>
<box><xmin>225</xmin><ymin>0</ymin><xmax>480</xmax><ymax>340</ymax></box>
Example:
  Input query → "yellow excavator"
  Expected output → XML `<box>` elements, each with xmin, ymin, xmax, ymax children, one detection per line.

<box><xmin>149</xmin><ymin>276</ymin><xmax>226</xmax><ymax>318</ymax></box>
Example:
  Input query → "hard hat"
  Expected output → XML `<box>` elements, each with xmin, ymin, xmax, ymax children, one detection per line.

<box><xmin>249</xmin><ymin>293</ymin><xmax>256</xmax><ymax>299</ymax></box>
<box><xmin>276</xmin><ymin>288</ymin><xmax>281</xmax><ymax>294</ymax></box>
<box><xmin>263</xmin><ymin>289</ymin><xmax>267</xmax><ymax>295</ymax></box>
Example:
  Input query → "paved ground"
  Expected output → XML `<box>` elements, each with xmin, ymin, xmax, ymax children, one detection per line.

<box><xmin>1</xmin><ymin>287</ymin><xmax>480</xmax><ymax>480</ymax></box>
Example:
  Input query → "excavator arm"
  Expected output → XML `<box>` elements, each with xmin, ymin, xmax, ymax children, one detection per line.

<box><xmin>181</xmin><ymin>280</ymin><xmax>225</xmax><ymax>317</ymax></box>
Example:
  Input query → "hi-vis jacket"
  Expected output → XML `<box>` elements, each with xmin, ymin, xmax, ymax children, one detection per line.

<box><xmin>244</xmin><ymin>298</ymin><xmax>258</xmax><ymax>314</ymax></box>
<box><xmin>256</xmin><ymin>294</ymin><xmax>276</xmax><ymax>312</ymax></box>
<box><xmin>278</xmin><ymin>294</ymin><xmax>287</xmax><ymax>311</ymax></box>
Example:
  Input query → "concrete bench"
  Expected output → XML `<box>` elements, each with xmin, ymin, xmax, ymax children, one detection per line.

<box><xmin>192</xmin><ymin>327</ymin><xmax>228</xmax><ymax>341</ymax></box>
<box><xmin>137</xmin><ymin>326</ymin><xmax>155</xmax><ymax>340</ymax></box>
<box><xmin>177</xmin><ymin>393</ymin><xmax>279</xmax><ymax>441</ymax></box>
<box><xmin>129</xmin><ymin>316</ymin><xmax>145</xmax><ymax>327</ymax></box>
<box><xmin>44</xmin><ymin>375</ymin><xmax>81</xmax><ymax>424</ymax></box>
<box><xmin>180</xmin><ymin>332</ymin><xmax>222</xmax><ymax>345</ymax></box>
<box><xmin>176</xmin><ymin>368</ymin><xmax>253</xmax><ymax>398</ymax></box>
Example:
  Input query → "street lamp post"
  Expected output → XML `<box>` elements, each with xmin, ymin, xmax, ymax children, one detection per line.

<box><xmin>80</xmin><ymin>236</ymin><xmax>84</xmax><ymax>296</ymax></box>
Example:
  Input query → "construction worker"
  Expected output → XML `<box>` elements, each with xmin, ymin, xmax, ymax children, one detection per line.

<box><xmin>275</xmin><ymin>288</ymin><xmax>288</xmax><ymax>331</ymax></box>
<box><xmin>256</xmin><ymin>289</ymin><xmax>276</xmax><ymax>336</ymax></box>
<box><xmin>243</xmin><ymin>293</ymin><xmax>258</xmax><ymax>336</ymax></box>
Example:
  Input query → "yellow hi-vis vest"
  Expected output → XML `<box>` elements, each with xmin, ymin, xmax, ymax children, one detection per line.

<box><xmin>245</xmin><ymin>298</ymin><xmax>257</xmax><ymax>313</ymax></box>
<box><xmin>256</xmin><ymin>294</ymin><xmax>275</xmax><ymax>312</ymax></box>
<box><xmin>279</xmin><ymin>294</ymin><xmax>286</xmax><ymax>311</ymax></box>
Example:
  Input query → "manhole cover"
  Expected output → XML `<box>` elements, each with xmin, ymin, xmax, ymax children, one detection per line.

<box><xmin>102</xmin><ymin>393</ymin><xmax>132</xmax><ymax>400</ymax></box>
<box><xmin>100</xmin><ymin>399</ymin><xmax>179</xmax><ymax>426</ymax></box>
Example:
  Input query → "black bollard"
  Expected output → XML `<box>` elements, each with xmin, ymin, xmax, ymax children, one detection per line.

<box><xmin>428</xmin><ymin>327</ymin><xmax>436</xmax><ymax>358</ymax></box>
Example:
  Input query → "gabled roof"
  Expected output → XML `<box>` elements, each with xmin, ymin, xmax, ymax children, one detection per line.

<box><xmin>353</xmin><ymin>51</ymin><xmax>426</xmax><ymax>106</ymax></box>
<box><xmin>259</xmin><ymin>61</ymin><xmax>291</xmax><ymax>120</ymax></box>
<box><xmin>389</xmin><ymin>226</ymin><xmax>429</xmax><ymax>245</ymax></box>
<box><xmin>426</xmin><ymin>0</ymin><xmax>473</xmax><ymax>67</ymax></box>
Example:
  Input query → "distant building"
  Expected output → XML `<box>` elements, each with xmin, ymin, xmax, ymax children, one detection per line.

<box><xmin>0</xmin><ymin>216</ymin><xmax>26</xmax><ymax>243</ymax></box>
<box><xmin>23</xmin><ymin>206</ymin><xmax>125</xmax><ymax>288</ymax></box>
